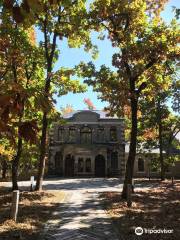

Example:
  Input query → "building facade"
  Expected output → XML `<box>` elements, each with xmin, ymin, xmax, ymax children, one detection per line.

<box><xmin>125</xmin><ymin>144</ymin><xmax>180</xmax><ymax>178</ymax></box>
<box><xmin>48</xmin><ymin>110</ymin><xmax>125</xmax><ymax>177</ymax></box>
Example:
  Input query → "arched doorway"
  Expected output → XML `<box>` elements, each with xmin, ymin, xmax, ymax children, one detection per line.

<box><xmin>95</xmin><ymin>154</ymin><xmax>105</xmax><ymax>177</ymax></box>
<box><xmin>55</xmin><ymin>152</ymin><xmax>63</xmax><ymax>175</ymax></box>
<box><xmin>65</xmin><ymin>154</ymin><xmax>75</xmax><ymax>177</ymax></box>
<box><xmin>138</xmin><ymin>158</ymin><xmax>145</xmax><ymax>172</ymax></box>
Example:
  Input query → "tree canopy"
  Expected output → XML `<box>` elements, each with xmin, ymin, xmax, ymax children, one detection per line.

<box><xmin>76</xmin><ymin>0</ymin><xmax>179</xmax><ymax>198</ymax></box>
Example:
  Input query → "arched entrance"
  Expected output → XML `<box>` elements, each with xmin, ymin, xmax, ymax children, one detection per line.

<box><xmin>95</xmin><ymin>154</ymin><xmax>105</xmax><ymax>177</ymax></box>
<box><xmin>54</xmin><ymin>152</ymin><xmax>63</xmax><ymax>175</ymax></box>
<box><xmin>65</xmin><ymin>154</ymin><xmax>75</xmax><ymax>177</ymax></box>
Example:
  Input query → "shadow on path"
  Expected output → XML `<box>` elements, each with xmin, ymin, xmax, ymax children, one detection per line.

<box><xmin>42</xmin><ymin>191</ymin><xmax>120</xmax><ymax>240</ymax></box>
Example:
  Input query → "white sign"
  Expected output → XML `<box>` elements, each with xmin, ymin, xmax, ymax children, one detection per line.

<box><xmin>30</xmin><ymin>176</ymin><xmax>34</xmax><ymax>191</ymax></box>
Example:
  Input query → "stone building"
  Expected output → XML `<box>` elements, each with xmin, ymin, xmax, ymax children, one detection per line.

<box><xmin>125</xmin><ymin>144</ymin><xmax>180</xmax><ymax>178</ymax></box>
<box><xmin>48</xmin><ymin>110</ymin><xmax>125</xmax><ymax>177</ymax></box>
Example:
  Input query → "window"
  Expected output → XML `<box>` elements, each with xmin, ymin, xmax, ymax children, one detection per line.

<box><xmin>85</xmin><ymin>158</ymin><xmax>91</xmax><ymax>172</ymax></box>
<box><xmin>138</xmin><ymin>158</ymin><xmax>144</xmax><ymax>172</ymax></box>
<box><xmin>80</xmin><ymin>126</ymin><xmax>92</xmax><ymax>144</ymax></box>
<box><xmin>111</xmin><ymin>151</ymin><xmax>118</xmax><ymax>169</ymax></box>
<box><xmin>110</xmin><ymin>127</ymin><xmax>117</xmax><ymax>141</ymax></box>
<box><xmin>97</xmin><ymin>126</ymin><xmax>104</xmax><ymax>142</ymax></box>
<box><xmin>58</xmin><ymin>127</ymin><xmax>64</xmax><ymax>141</ymax></box>
<box><xmin>78</xmin><ymin>158</ymin><xmax>84</xmax><ymax>172</ymax></box>
<box><xmin>54</xmin><ymin>152</ymin><xmax>63</xmax><ymax>175</ymax></box>
<box><xmin>69</xmin><ymin>127</ymin><xmax>76</xmax><ymax>142</ymax></box>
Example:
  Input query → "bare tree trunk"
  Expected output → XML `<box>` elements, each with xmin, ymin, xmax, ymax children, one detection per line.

<box><xmin>159</xmin><ymin>119</ymin><xmax>165</xmax><ymax>180</ymax></box>
<box><xmin>35</xmin><ymin>13</ymin><xmax>58</xmax><ymax>191</ymax></box>
<box><xmin>35</xmin><ymin>62</ymin><xmax>51</xmax><ymax>191</ymax></box>
<box><xmin>12</xmin><ymin>136</ymin><xmax>22</xmax><ymax>190</ymax></box>
<box><xmin>122</xmin><ymin>98</ymin><xmax>138</xmax><ymax>199</ymax></box>
<box><xmin>35</xmin><ymin>113</ymin><xmax>48</xmax><ymax>191</ymax></box>
<box><xmin>2</xmin><ymin>159</ymin><xmax>8</xmax><ymax>179</ymax></box>
<box><xmin>157</xmin><ymin>99</ymin><xmax>165</xmax><ymax>181</ymax></box>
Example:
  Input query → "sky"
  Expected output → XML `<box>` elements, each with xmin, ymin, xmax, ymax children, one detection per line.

<box><xmin>37</xmin><ymin>0</ymin><xmax>180</xmax><ymax>111</ymax></box>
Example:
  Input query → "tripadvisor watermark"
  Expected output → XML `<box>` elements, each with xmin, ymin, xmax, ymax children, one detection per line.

<box><xmin>135</xmin><ymin>227</ymin><xmax>174</xmax><ymax>236</ymax></box>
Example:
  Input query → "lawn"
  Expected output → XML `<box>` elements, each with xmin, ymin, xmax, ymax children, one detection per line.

<box><xmin>100</xmin><ymin>179</ymin><xmax>180</xmax><ymax>240</ymax></box>
<box><xmin>0</xmin><ymin>189</ymin><xmax>65</xmax><ymax>240</ymax></box>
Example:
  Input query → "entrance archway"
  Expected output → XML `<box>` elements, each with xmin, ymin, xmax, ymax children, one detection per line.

<box><xmin>65</xmin><ymin>154</ymin><xmax>75</xmax><ymax>177</ymax></box>
<box><xmin>95</xmin><ymin>154</ymin><xmax>105</xmax><ymax>177</ymax></box>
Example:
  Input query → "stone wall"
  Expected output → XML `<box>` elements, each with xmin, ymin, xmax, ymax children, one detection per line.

<box><xmin>124</xmin><ymin>153</ymin><xmax>180</xmax><ymax>178</ymax></box>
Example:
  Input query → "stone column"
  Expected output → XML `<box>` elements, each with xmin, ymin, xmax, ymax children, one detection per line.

<box><xmin>64</xmin><ymin>127</ymin><xmax>68</xmax><ymax>143</ymax></box>
<box><xmin>92</xmin><ymin>125</ymin><xmax>97</xmax><ymax>143</ymax></box>
<box><xmin>76</xmin><ymin>125</ymin><xmax>81</xmax><ymax>144</ymax></box>
<box><xmin>107</xmin><ymin>148</ymin><xmax>112</xmax><ymax>177</ymax></box>
<box><xmin>105</xmin><ymin>126</ymin><xmax>110</xmax><ymax>143</ymax></box>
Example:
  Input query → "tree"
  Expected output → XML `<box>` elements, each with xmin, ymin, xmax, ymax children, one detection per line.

<box><xmin>139</xmin><ymin>92</ymin><xmax>170</xmax><ymax>180</ymax></box>
<box><xmin>0</xmin><ymin>139</ymin><xmax>13</xmax><ymax>179</ymax></box>
<box><xmin>60</xmin><ymin>105</ymin><xmax>74</xmax><ymax>116</ymax></box>
<box><xmin>77</xmin><ymin>0</ymin><xmax>179</xmax><ymax>198</ymax></box>
<box><xmin>138</xmin><ymin>61</ymin><xmax>179</xmax><ymax>180</ymax></box>
<box><xmin>0</xmin><ymin>6</ymin><xmax>43</xmax><ymax>138</ymax></box>
<box><xmin>172</xmin><ymin>79</ymin><xmax>180</xmax><ymax>114</ymax></box>
<box><xmin>163</xmin><ymin>116</ymin><xmax>180</xmax><ymax>157</ymax></box>
<box><xmin>84</xmin><ymin>98</ymin><xmax>96</xmax><ymax>110</ymax></box>
<box><xmin>0</xmin><ymin>10</ymin><xmax>45</xmax><ymax>189</ymax></box>
<box><xmin>34</xmin><ymin>1</ymin><xmax>93</xmax><ymax>190</ymax></box>
<box><xmin>3</xmin><ymin>1</ymin><xmax>94</xmax><ymax>190</ymax></box>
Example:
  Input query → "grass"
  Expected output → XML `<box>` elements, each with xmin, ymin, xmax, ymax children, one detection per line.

<box><xmin>100</xmin><ymin>179</ymin><xmax>180</xmax><ymax>240</ymax></box>
<box><xmin>0</xmin><ymin>189</ymin><xmax>65</xmax><ymax>240</ymax></box>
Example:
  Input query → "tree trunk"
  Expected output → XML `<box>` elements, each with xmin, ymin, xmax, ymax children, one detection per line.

<box><xmin>157</xmin><ymin>99</ymin><xmax>165</xmax><ymax>181</ymax></box>
<box><xmin>35</xmin><ymin>67</ymin><xmax>51</xmax><ymax>191</ymax></box>
<box><xmin>2</xmin><ymin>159</ymin><xmax>8</xmax><ymax>179</ymax></box>
<box><xmin>35</xmin><ymin>16</ymin><xmax>57</xmax><ymax>191</ymax></box>
<box><xmin>12</xmin><ymin>136</ymin><xmax>22</xmax><ymax>190</ymax></box>
<box><xmin>35</xmin><ymin>113</ymin><xmax>48</xmax><ymax>191</ymax></box>
<box><xmin>159</xmin><ymin>118</ymin><xmax>165</xmax><ymax>180</ymax></box>
<box><xmin>122</xmin><ymin>98</ymin><xmax>138</xmax><ymax>199</ymax></box>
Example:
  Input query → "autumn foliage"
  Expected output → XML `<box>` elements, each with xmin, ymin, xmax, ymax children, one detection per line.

<box><xmin>84</xmin><ymin>98</ymin><xmax>96</xmax><ymax>110</ymax></box>
<box><xmin>0</xmin><ymin>1</ymin><xmax>179</xmax><ymax>194</ymax></box>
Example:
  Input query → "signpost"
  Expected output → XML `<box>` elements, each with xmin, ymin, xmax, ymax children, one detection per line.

<box><xmin>171</xmin><ymin>163</ymin><xmax>175</xmax><ymax>185</ymax></box>
<box><xmin>11</xmin><ymin>190</ymin><xmax>19</xmax><ymax>222</ymax></box>
<box><xmin>30</xmin><ymin>176</ymin><xmax>34</xmax><ymax>191</ymax></box>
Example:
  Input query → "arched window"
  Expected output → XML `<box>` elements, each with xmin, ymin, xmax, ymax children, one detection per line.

<box><xmin>69</xmin><ymin>127</ymin><xmax>76</xmax><ymax>142</ymax></box>
<box><xmin>58</xmin><ymin>127</ymin><xmax>64</xmax><ymax>141</ymax></box>
<box><xmin>97</xmin><ymin>126</ymin><xmax>104</xmax><ymax>142</ymax></box>
<box><xmin>80</xmin><ymin>126</ymin><xmax>92</xmax><ymax>144</ymax></box>
<box><xmin>85</xmin><ymin>158</ymin><xmax>91</xmax><ymax>172</ymax></box>
<box><xmin>110</xmin><ymin>127</ymin><xmax>117</xmax><ymax>141</ymax></box>
<box><xmin>78</xmin><ymin>158</ymin><xmax>84</xmax><ymax>172</ymax></box>
<box><xmin>111</xmin><ymin>151</ymin><xmax>118</xmax><ymax>169</ymax></box>
<box><xmin>138</xmin><ymin>158</ymin><xmax>144</xmax><ymax>172</ymax></box>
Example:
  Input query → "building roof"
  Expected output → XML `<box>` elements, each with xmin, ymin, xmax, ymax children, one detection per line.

<box><xmin>63</xmin><ymin>110</ymin><xmax>121</xmax><ymax>120</ymax></box>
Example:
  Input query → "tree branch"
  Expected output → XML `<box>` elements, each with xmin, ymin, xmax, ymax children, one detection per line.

<box><xmin>135</xmin><ymin>58</ymin><xmax>157</xmax><ymax>79</ymax></box>
<box><xmin>43</xmin><ymin>16</ymin><xmax>50</xmax><ymax>64</ymax></box>
<box><xmin>136</xmin><ymin>82</ymin><xmax>147</xmax><ymax>95</ymax></box>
